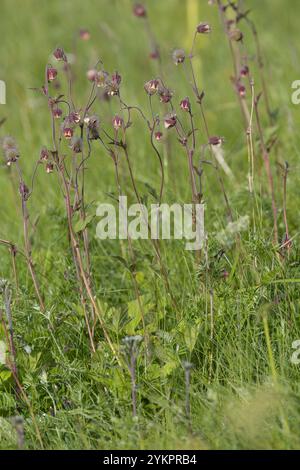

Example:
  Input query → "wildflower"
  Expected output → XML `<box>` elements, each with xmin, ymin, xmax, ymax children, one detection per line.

<box><xmin>53</xmin><ymin>47</ymin><xmax>67</xmax><ymax>62</ymax></box>
<box><xmin>172</xmin><ymin>48</ymin><xmax>185</xmax><ymax>65</ymax></box>
<box><xmin>63</xmin><ymin>127</ymin><xmax>73</xmax><ymax>140</ymax></box>
<box><xmin>149</xmin><ymin>49</ymin><xmax>160</xmax><ymax>60</ymax></box>
<box><xmin>229</xmin><ymin>29</ymin><xmax>243</xmax><ymax>42</ymax></box>
<box><xmin>79</xmin><ymin>29</ymin><xmax>90</xmax><ymax>40</ymax></box>
<box><xmin>40</xmin><ymin>147</ymin><xmax>49</xmax><ymax>161</ymax></box>
<box><xmin>196</xmin><ymin>23</ymin><xmax>211</xmax><ymax>34</ymax></box>
<box><xmin>158</xmin><ymin>86</ymin><xmax>173</xmax><ymax>103</ymax></box>
<box><xmin>164</xmin><ymin>113</ymin><xmax>177</xmax><ymax>129</ymax></box>
<box><xmin>87</xmin><ymin>69</ymin><xmax>98</xmax><ymax>82</ymax></box>
<box><xmin>47</xmin><ymin>66</ymin><xmax>57</xmax><ymax>82</ymax></box>
<box><xmin>95</xmin><ymin>70</ymin><xmax>109</xmax><ymax>88</ymax></box>
<box><xmin>144</xmin><ymin>79</ymin><xmax>160</xmax><ymax>96</ymax></box>
<box><xmin>155</xmin><ymin>131</ymin><xmax>163</xmax><ymax>141</ymax></box>
<box><xmin>46</xmin><ymin>162</ymin><xmax>54</xmax><ymax>174</ymax></box>
<box><xmin>70</xmin><ymin>136</ymin><xmax>83</xmax><ymax>153</ymax></box>
<box><xmin>240</xmin><ymin>65</ymin><xmax>249</xmax><ymax>77</ymax></box>
<box><xmin>106</xmin><ymin>72</ymin><xmax>121</xmax><ymax>96</ymax></box>
<box><xmin>52</xmin><ymin>107</ymin><xmax>62</xmax><ymax>119</ymax></box>
<box><xmin>209</xmin><ymin>136</ymin><xmax>224</xmax><ymax>146</ymax></box>
<box><xmin>87</xmin><ymin>115</ymin><xmax>100</xmax><ymax>139</ymax></box>
<box><xmin>133</xmin><ymin>3</ymin><xmax>146</xmax><ymax>18</ymax></box>
<box><xmin>180</xmin><ymin>97</ymin><xmax>191</xmax><ymax>112</ymax></box>
<box><xmin>112</xmin><ymin>115</ymin><xmax>124</xmax><ymax>131</ymax></box>
<box><xmin>68</xmin><ymin>112</ymin><xmax>81</xmax><ymax>124</ymax></box>
<box><xmin>237</xmin><ymin>83</ymin><xmax>246</xmax><ymax>97</ymax></box>
<box><xmin>2</xmin><ymin>136</ymin><xmax>18</xmax><ymax>153</ymax></box>
<box><xmin>5</xmin><ymin>148</ymin><xmax>19</xmax><ymax>165</ymax></box>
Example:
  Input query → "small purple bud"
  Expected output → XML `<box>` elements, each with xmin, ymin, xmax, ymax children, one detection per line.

<box><xmin>164</xmin><ymin>113</ymin><xmax>177</xmax><ymax>129</ymax></box>
<box><xmin>155</xmin><ymin>131</ymin><xmax>163</xmax><ymax>141</ymax></box>
<box><xmin>133</xmin><ymin>3</ymin><xmax>147</xmax><ymax>18</ymax></box>
<box><xmin>240</xmin><ymin>65</ymin><xmax>249</xmax><ymax>77</ymax></box>
<box><xmin>180</xmin><ymin>97</ymin><xmax>191</xmax><ymax>112</ymax></box>
<box><xmin>53</xmin><ymin>47</ymin><xmax>67</xmax><ymax>62</ymax></box>
<box><xmin>47</xmin><ymin>66</ymin><xmax>57</xmax><ymax>82</ymax></box>
<box><xmin>52</xmin><ymin>107</ymin><xmax>62</xmax><ymax>119</ymax></box>
<box><xmin>112</xmin><ymin>115</ymin><xmax>124</xmax><ymax>131</ymax></box>
<box><xmin>196</xmin><ymin>23</ymin><xmax>212</xmax><ymax>34</ymax></box>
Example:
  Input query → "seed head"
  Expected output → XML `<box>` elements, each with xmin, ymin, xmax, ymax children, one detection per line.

<box><xmin>196</xmin><ymin>23</ymin><xmax>212</xmax><ymax>34</ymax></box>
<box><xmin>47</xmin><ymin>66</ymin><xmax>58</xmax><ymax>82</ymax></box>
<box><xmin>180</xmin><ymin>97</ymin><xmax>191</xmax><ymax>112</ymax></box>
<box><xmin>133</xmin><ymin>3</ymin><xmax>147</xmax><ymax>18</ymax></box>
<box><xmin>112</xmin><ymin>115</ymin><xmax>124</xmax><ymax>131</ymax></box>
<box><xmin>144</xmin><ymin>79</ymin><xmax>160</xmax><ymax>96</ymax></box>
<box><xmin>164</xmin><ymin>113</ymin><xmax>177</xmax><ymax>129</ymax></box>
<box><xmin>172</xmin><ymin>49</ymin><xmax>185</xmax><ymax>65</ymax></box>
<box><xmin>53</xmin><ymin>47</ymin><xmax>67</xmax><ymax>62</ymax></box>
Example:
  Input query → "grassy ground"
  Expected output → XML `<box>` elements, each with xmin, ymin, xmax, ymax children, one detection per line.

<box><xmin>1</xmin><ymin>0</ymin><xmax>300</xmax><ymax>450</ymax></box>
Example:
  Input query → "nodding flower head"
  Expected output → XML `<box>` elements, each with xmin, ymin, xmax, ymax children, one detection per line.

<box><xmin>240</xmin><ymin>65</ymin><xmax>249</xmax><ymax>77</ymax></box>
<box><xmin>196</xmin><ymin>22</ymin><xmax>212</xmax><ymax>34</ymax></box>
<box><xmin>79</xmin><ymin>29</ymin><xmax>90</xmax><ymax>40</ymax></box>
<box><xmin>46</xmin><ymin>162</ymin><xmax>54</xmax><ymax>174</ymax></box>
<box><xmin>106</xmin><ymin>72</ymin><xmax>122</xmax><ymax>96</ymax></box>
<box><xmin>164</xmin><ymin>113</ymin><xmax>177</xmax><ymax>129</ymax></box>
<box><xmin>47</xmin><ymin>66</ymin><xmax>57</xmax><ymax>82</ymax></box>
<box><xmin>158</xmin><ymin>86</ymin><xmax>173</xmax><ymax>104</ymax></box>
<box><xmin>180</xmin><ymin>97</ymin><xmax>191</xmax><ymax>112</ymax></box>
<box><xmin>53</xmin><ymin>47</ymin><xmax>67</xmax><ymax>62</ymax></box>
<box><xmin>144</xmin><ymin>79</ymin><xmax>160</xmax><ymax>96</ymax></box>
<box><xmin>70</xmin><ymin>136</ymin><xmax>83</xmax><ymax>153</ymax></box>
<box><xmin>229</xmin><ymin>29</ymin><xmax>243</xmax><ymax>42</ymax></box>
<box><xmin>2</xmin><ymin>136</ymin><xmax>19</xmax><ymax>165</ymax></box>
<box><xmin>63</xmin><ymin>127</ymin><xmax>74</xmax><ymax>140</ymax></box>
<box><xmin>87</xmin><ymin>69</ymin><xmax>98</xmax><ymax>82</ymax></box>
<box><xmin>155</xmin><ymin>131</ymin><xmax>163</xmax><ymax>141</ymax></box>
<box><xmin>209</xmin><ymin>136</ymin><xmax>224</xmax><ymax>146</ymax></box>
<box><xmin>133</xmin><ymin>3</ymin><xmax>147</xmax><ymax>18</ymax></box>
<box><xmin>112</xmin><ymin>115</ymin><xmax>124</xmax><ymax>131</ymax></box>
<box><xmin>40</xmin><ymin>147</ymin><xmax>49</xmax><ymax>161</ymax></box>
<box><xmin>96</xmin><ymin>70</ymin><xmax>109</xmax><ymax>88</ymax></box>
<box><xmin>237</xmin><ymin>83</ymin><xmax>246</xmax><ymax>97</ymax></box>
<box><xmin>52</xmin><ymin>107</ymin><xmax>62</xmax><ymax>119</ymax></box>
<box><xmin>68</xmin><ymin>111</ymin><xmax>81</xmax><ymax>124</ymax></box>
<box><xmin>87</xmin><ymin>115</ymin><xmax>100</xmax><ymax>139</ymax></box>
<box><xmin>172</xmin><ymin>48</ymin><xmax>185</xmax><ymax>65</ymax></box>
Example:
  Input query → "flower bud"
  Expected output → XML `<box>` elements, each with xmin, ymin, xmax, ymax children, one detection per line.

<box><xmin>237</xmin><ymin>83</ymin><xmax>246</xmax><ymax>97</ymax></box>
<box><xmin>180</xmin><ymin>97</ymin><xmax>191</xmax><ymax>112</ymax></box>
<box><xmin>164</xmin><ymin>113</ymin><xmax>177</xmax><ymax>129</ymax></box>
<box><xmin>240</xmin><ymin>65</ymin><xmax>249</xmax><ymax>77</ymax></box>
<box><xmin>144</xmin><ymin>79</ymin><xmax>159</xmax><ymax>96</ymax></box>
<box><xmin>133</xmin><ymin>3</ymin><xmax>146</xmax><ymax>17</ymax></box>
<box><xmin>112</xmin><ymin>115</ymin><xmax>124</xmax><ymax>131</ymax></box>
<box><xmin>46</xmin><ymin>162</ymin><xmax>54</xmax><ymax>174</ymax></box>
<box><xmin>87</xmin><ymin>69</ymin><xmax>98</xmax><ymax>82</ymax></box>
<box><xmin>40</xmin><ymin>147</ymin><xmax>49</xmax><ymax>161</ymax></box>
<box><xmin>79</xmin><ymin>29</ymin><xmax>90</xmax><ymax>40</ymax></box>
<box><xmin>209</xmin><ymin>136</ymin><xmax>224</xmax><ymax>146</ymax></box>
<box><xmin>52</xmin><ymin>107</ymin><xmax>62</xmax><ymax>119</ymax></box>
<box><xmin>172</xmin><ymin>49</ymin><xmax>185</xmax><ymax>65</ymax></box>
<box><xmin>197</xmin><ymin>23</ymin><xmax>211</xmax><ymax>34</ymax></box>
<box><xmin>70</xmin><ymin>136</ymin><xmax>83</xmax><ymax>153</ymax></box>
<box><xmin>149</xmin><ymin>49</ymin><xmax>160</xmax><ymax>60</ymax></box>
<box><xmin>63</xmin><ymin>127</ymin><xmax>74</xmax><ymax>140</ymax></box>
<box><xmin>47</xmin><ymin>66</ymin><xmax>57</xmax><ymax>82</ymax></box>
<box><xmin>229</xmin><ymin>29</ymin><xmax>243</xmax><ymax>42</ymax></box>
<box><xmin>53</xmin><ymin>47</ymin><xmax>67</xmax><ymax>62</ymax></box>
<box><xmin>19</xmin><ymin>182</ymin><xmax>29</xmax><ymax>200</ymax></box>
<box><xmin>155</xmin><ymin>131</ymin><xmax>163</xmax><ymax>141</ymax></box>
